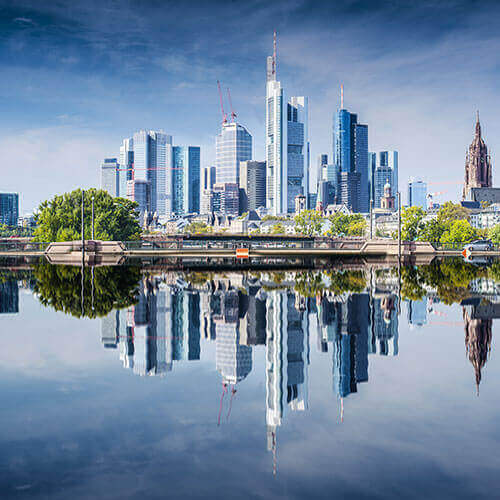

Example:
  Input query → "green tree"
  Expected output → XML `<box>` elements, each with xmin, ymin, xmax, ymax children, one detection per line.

<box><xmin>437</xmin><ymin>201</ymin><xmax>470</xmax><ymax>223</ymax></box>
<box><xmin>271</xmin><ymin>222</ymin><xmax>285</xmax><ymax>234</ymax></box>
<box><xmin>440</xmin><ymin>219</ymin><xmax>476</xmax><ymax>245</ymax></box>
<box><xmin>185</xmin><ymin>221</ymin><xmax>212</xmax><ymax>234</ymax></box>
<box><xmin>488</xmin><ymin>224</ymin><xmax>500</xmax><ymax>245</ymax></box>
<box><xmin>294</xmin><ymin>210</ymin><xmax>323</xmax><ymax>236</ymax></box>
<box><xmin>328</xmin><ymin>213</ymin><xmax>365</xmax><ymax>236</ymax></box>
<box><xmin>400</xmin><ymin>206</ymin><xmax>425</xmax><ymax>241</ymax></box>
<box><xmin>347</xmin><ymin>219</ymin><xmax>367</xmax><ymax>236</ymax></box>
<box><xmin>33</xmin><ymin>189</ymin><xmax>141</xmax><ymax>242</ymax></box>
<box><xmin>419</xmin><ymin>218</ymin><xmax>445</xmax><ymax>243</ymax></box>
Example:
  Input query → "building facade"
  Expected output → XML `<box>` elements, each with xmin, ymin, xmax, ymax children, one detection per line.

<box><xmin>215</xmin><ymin>122</ymin><xmax>252</xmax><ymax>185</ymax></box>
<box><xmin>463</xmin><ymin>113</ymin><xmax>492</xmax><ymax>200</ymax></box>
<box><xmin>369</xmin><ymin>151</ymin><xmax>398</xmax><ymax>208</ymax></box>
<box><xmin>265</xmin><ymin>35</ymin><xmax>309</xmax><ymax>215</ymax></box>
<box><xmin>333</xmin><ymin>107</ymin><xmax>369</xmax><ymax>212</ymax></box>
<box><xmin>239</xmin><ymin>160</ymin><xmax>266</xmax><ymax>213</ymax></box>
<box><xmin>407</xmin><ymin>179</ymin><xmax>427</xmax><ymax>209</ymax></box>
<box><xmin>172</xmin><ymin>146</ymin><xmax>201</xmax><ymax>216</ymax></box>
<box><xmin>100</xmin><ymin>158</ymin><xmax>119</xmax><ymax>197</ymax></box>
<box><xmin>0</xmin><ymin>193</ymin><xmax>19</xmax><ymax>227</ymax></box>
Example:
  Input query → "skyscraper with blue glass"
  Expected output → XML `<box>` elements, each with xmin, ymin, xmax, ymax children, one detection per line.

<box><xmin>333</xmin><ymin>104</ymin><xmax>369</xmax><ymax>212</ymax></box>
<box><xmin>172</xmin><ymin>146</ymin><xmax>200</xmax><ymax>215</ymax></box>
<box><xmin>0</xmin><ymin>193</ymin><xmax>19</xmax><ymax>227</ymax></box>
<box><xmin>369</xmin><ymin>151</ymin><xmax>398</xmax><ymax>209</ymax></box>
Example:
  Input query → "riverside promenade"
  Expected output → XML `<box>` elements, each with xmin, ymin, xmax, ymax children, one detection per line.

<box><xmin>0</xmin><ymin>235</ymin><xmax>491</xmax><ymax>267</ymax></box>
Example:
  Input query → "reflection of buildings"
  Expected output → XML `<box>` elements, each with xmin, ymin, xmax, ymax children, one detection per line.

<box><xmin>407</xmin><ymin>298</ymin><xmax>427</xmax><ymax>328</ymax></box>
<box><xmin>0</xmin><ymin>280</ymin><xmax>19</xmax><ymax>314</ymax></box>
<box><xmin>462</xmin><ymin>299</ymin><xmax>497</xmax><ymax>392</ymax></box>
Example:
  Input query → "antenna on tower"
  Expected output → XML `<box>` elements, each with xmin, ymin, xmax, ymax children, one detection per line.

<box><xmin>217</xmin><ymin>80</ymin><xmax>227</xmax><ymax>126</ymax></box>
<box><xmin>227</xmin><ymin>87</ymin><xmax>237</xmax><ymax>122</ymax></box>
<box><xmin>340</xmin><ymin>84</ymin><xmax>344</xmax><ymax>109</ymax></box>
<box><xmin>273</xmin><ymin>30</ymin><xmax>277</xmax><ymax>77</ymax></box>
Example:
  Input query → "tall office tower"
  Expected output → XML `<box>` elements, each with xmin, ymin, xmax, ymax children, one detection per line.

<box><xmin>172</xmin><ymin>146</ymin><xmax>201</xmax><ymax>215</ymax></box>
<box><xmin>266</xmin><ymin>33</ymin><xmax>309</xmax><ymax>215</ymax></box>
<box><xmin>203</xmin><ymin>166</ymin><xmax>216</xmax><ymax>191</ymax></box>
<box><xmin>407</xmin><ymin>297</ymin><xmax>427</xmax><ymax>328</ymax></box>
<box><xmin>333</xmin><ymin>94</ymin><xmax>369</xmax><ymax>212</ymax></box>
<box><xmin>119</xmin><ymin>137</ymin><xmax>134</xmax><ymax>198</ymax></box>
<box><xmin>239</xmin><ymin>161</ymin><xmax>267</xmax><ymax>212</ymax></box>
<box><xmin>407</xmin><ymin>178</ymin><xmax>427</xmax><ymax>209</ymax></box>
<box><xmin>339</xmin><ymin>171</ymin><xmax>361</xmax><ymax>211</ymax></box>
<box><xmin>463</xmin><ymin>112</ymin><xmax>492</xmax><ymax>200</ymax></box>
<box><xmin>369</xmin><ymin>151</ymin><xmax>398</xmax><ymax>208</ymax></box>
<box><xmin>171</xmin><ymin>290</ymin><xmax>201</xmax><ymax>361</ymax></box>
<box><xmin>212</xmin><ymin>183</ymin><xmax>239</xmax><ymax>216</ymax></box>
<box><xmin>317</xmin><ymin>180</ymin><xmax>335</xmax><ymax>208</ymax></box>
<box><xmin>100</xmin><ymin>158</ymin><xmax>119</xmax><ymax>197</ymax></box>
<box><xmin>132</xmin><ymin>130</ymin><xmax>173</xmax><ymax>217</ymax></box>
<box><xmin>0</xmin><ymin>193</ymin><xmax>19</xmax><ymax>227</ymax></box>
<box><xmin>127</xmin><ymin>179</ymin><xmax>150</xmax><ymax>223</ymax></box>
<box><xmin>216</xmin><ymin>122</ymin><xmax>252</xmax><ymax>185</ymax></box>
<box><xmin>317</xmin><ymin>154</ymin><xmax>328</xmax><ymax>186</ymax></box>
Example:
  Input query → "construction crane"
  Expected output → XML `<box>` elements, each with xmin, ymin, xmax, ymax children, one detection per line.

<box><xmin>227</xmin><ymin>87</ymin><xmax>237</xmax><ymax>122</ymax></box>
<box><xmin>427</xmin><ymin>191</ymin><xmax>446</xmax><ymax>209</ymax></box>
<box><xmin>217</xmin><ymin>80</ymin><xmax>227</xmax><ymax>126</ymax></box>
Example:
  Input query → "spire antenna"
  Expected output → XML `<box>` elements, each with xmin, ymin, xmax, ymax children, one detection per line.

<box><xmin>273</xmin><ymin>31</ymin><xmax>277</xmax><ymax>77</ymax></box>
<box><xmin>340</xmin><ymin>84</ymin><xmax>344</xmax><ymax>109</ymax></box>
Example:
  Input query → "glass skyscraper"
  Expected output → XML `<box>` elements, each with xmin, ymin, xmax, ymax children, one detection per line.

<box><xmin>119</xmin><ymin>138</ymin><xmax>134</xmax><ymax>198</ymax></box>
<box><xmin>265</xmin><ymin>35</ymin><xmax>309</xmax><ymax>215</ymax></box>
<box><xmin>215</xmin><ymin>122</ymin><xmax>252</xmax><ymax>185</ymax></box>
<box><xmin>369</xmin><ymin>151</ymin><xmax>398</xmax><ymax>209</ymax></box>
<box><xmin>172</xmin><ymin>146</ymin><xmax>200</xmax><ymax>215</ymax></box>
<box><xmin>100</xmin><ymin>158</ymin><xmax>119</xmax><ymax>197</ymax></box>
<box><xmin>0</xmin><ymin>193</ymin><xmax>19</xmax><ymax>227</ymax></box>
<box><xmin>333</xmin><ymin>107</ymin><xmax>369</xmax><ymax>212</ymax></box>
<box><xmin>408</xmin><ymin>178</ymin><xmax>427</xmax><ymax>209</ymax></box>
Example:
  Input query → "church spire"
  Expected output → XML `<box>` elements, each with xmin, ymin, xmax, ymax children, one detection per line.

<box><xmin>475</xmin><ymin>110</ymin><xmax>481</xmax><ymax>137</ymax></box>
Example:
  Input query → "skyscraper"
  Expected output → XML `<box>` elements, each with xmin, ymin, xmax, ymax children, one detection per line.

<box><xmin>100</xmin><ymin>158</ymin><xmax>119</xmax><ymax>197</ymax></box>
<box><xmin>333</xmin><ymin>95</ymin><xmax>369</xmax><ymax>212</ymax></box>
<box><xmin>407</xmin><ymin>178</ymin><xmax>427</xmax><ymax>209</ymax></box>
<box><xmin>463</xmin><ymin>112</ymin><xmax>492</xmax><ymax>200</ymax></box>
<box><xmin>239</xmin><ymin>160</ymin><xmax>266</xmax><ymax>212</ymax></box>
<box><xmin>119</xmin><ymin>137</ymin><xmax>134</xmax><ymax>198</ymax></box>
<box><xmin>369</xmin><ymin>151</ymin><xmax>398</xmax><ymax>208</ymax></box>
<box><xmin>172</xmin><ymin>146</ymin><xmax>201</xmax><ymax>215</ymax></box>
<box><xmin>0</xmin><ymin>193</ymin><xmax>19</xmax><ymax>227</ymax></box>
<box><xmin>266</xmin><ymin>33</ymin><xmax>309</xmax><ymax>215</ymax></box>
<box><xmin>215</xmin><ymin>122</ymin><xmax>252</xmax><ymax>185</ymax></box>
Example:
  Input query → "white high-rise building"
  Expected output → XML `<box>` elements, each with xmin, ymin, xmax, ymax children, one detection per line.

<box><xmin>265</xmin><ymin>33</ymin><xmax>309</xmax><ymax>215</ymax></box>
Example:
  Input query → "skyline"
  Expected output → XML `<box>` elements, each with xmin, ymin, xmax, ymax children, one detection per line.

<box><xmin>2</xmin><ymin>1</ymin><xmax>500</xmax><ymax>212</ymax></box>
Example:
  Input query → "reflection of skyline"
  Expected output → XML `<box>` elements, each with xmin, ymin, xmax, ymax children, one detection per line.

<box><xmin>0</xmin><ymin>280</ymin><xmax>19</xmax><ymax>314</ymax></box>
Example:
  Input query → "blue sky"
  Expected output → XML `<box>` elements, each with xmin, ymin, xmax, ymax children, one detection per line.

<box><xmin>1</xmin><ymin>0</ymin><xmax>500</xmax><ymax>212</ymax></box>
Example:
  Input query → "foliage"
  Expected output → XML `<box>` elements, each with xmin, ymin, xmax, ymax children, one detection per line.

<box><xmin>488</xmin><ymin>224</ymin><xmax>500</xmax><ymax>245</ymax></box>
<box><xmin>400</xmin><ymin>206</ymin><xmax>425</xmax><ymax>241</ymax></box>
<box><xmin>437</xmin><ymin>201</ymin><xmax>470</xmax><ymax>223</ymax></box>
<box><xmin>327</xmin><ymin>213</ymin><xmax>366</xmax><ymax>237</ymax></box>
<box><xmin>294</xmin><ymin>271</ymin><xmax>325</xmax><ymax>297</ymax></box>
<box><xmin>419</xmin><ymin>218</ymin><xmax>445</xmax><ymax>243</ymax></box>
<box><xmin>270</xmin><ymin>222</ymin><xmax>285</xmax><ymax>234</ymax></box>
<box><xmin>439</xmin><ymin>219</ymin><xmax>476</xmax><ymax>245</ymax></box>
<box><xmin>262</xmin><ymin>215</ymin><xmax>288</xmax><ymax>222</ymax></box>
<box><xmin>294</xmin><ymin>210</ymin><xmax>323</xmax><ymax>236</ymax></box>
<box><xmin>326</xmin><ymin>270</ymin><xmax>367</xmax><ymax>294</ymax></box>
<box><xmin>185</xmin><ymin>221</ymin><xmax>212</xmax><ymax>234</ymax></box>
<box><xmin>33</xmin><ymin>263</ymin><xmax>141</xmax><ymax>318</ymax></box>
<box><xmin>33</xmin><ymin>189</ymin><xmax>141</xmax><ymax>242</ymax></box>
<box><xmin>0</xmin><ymin>224</ymin><xmax>34</xmax><ymax>238</ymax></box>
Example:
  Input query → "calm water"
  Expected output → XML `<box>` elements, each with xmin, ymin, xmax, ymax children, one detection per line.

<box><xmin>0</xmin><ymin>260</ymin><xmax>499</xmax><ymax>499</ymax></box>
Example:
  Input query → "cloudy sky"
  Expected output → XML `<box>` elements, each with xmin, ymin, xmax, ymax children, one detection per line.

<box><xmin>1</xmin><ymin>0</ymin><xmax>500</xmax><ymax>212</ymax></box>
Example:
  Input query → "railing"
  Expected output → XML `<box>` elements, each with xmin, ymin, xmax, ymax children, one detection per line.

<box><xmin>0</xmin><ymin>241</ymin><xmax>49</xmax><ymax>252</ymax></box>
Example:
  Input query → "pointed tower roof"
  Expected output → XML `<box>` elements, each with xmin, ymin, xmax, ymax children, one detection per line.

<box><xmin>475</xmin><ymin>110</ymin><xmax>481</xmax><ymax>137</ymax></box>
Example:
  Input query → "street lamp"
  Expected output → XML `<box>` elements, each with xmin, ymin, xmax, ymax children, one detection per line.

<box><xmin>91</xmin><ymin>195</ymin><xmax>95</xmax><ymax>240</ymax></box>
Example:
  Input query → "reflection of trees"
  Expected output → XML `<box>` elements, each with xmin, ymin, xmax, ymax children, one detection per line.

<box><xmin>33</xmin><ymin>263</ymin><xmax>141</xmax><ymax>318</ymax></box>
<box><xmin>326</xmin><ymin>270</ymin><xmax>366</xmax><ymax>295</ymax></box>
<box><xmin>401</xmin><ymin>259</ymin><xmax>487</xmax><ymax>304</ymax></box>
<box><xmin>294</xmin><ymin>271</ymin><xmax>325</xmax><ymax>298</ymax></box>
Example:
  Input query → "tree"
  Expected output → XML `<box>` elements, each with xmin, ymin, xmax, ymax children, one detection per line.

<box><xmin>33</xmin><ymin>189</ymin><xmax>141</xmax><ymax>242</ymax></box>
<box><xmin>488</xmin><ymin>224</ymin><xmax>500</xmax><ymax>245</ymax></box>
<box><xmin>328</xmin><ymin>213</ymin><xmax>365</xmax><ymax>237</ymax></box>
<box><xmin>294</xmin><ymin>209</ymin><xmax>323</xmax><ymax>236</ymax></box>
<box><xmin>440</xmin><ymin>219</ymin><xmax>476</xmax><ymax>245</ymax></box>
<box><xmin>271</xmin><ymin>222</ymin><xmax>285</xmax><ymax>234</ymax></box>
<box><xmin>400</xmin><ymin>206</ymin><xmax>425</xmax><ymax>241</ymax></box>
<box><xmin>419</xmin><ymin>218</ymin><xmax>445</xmax><ymax>243</ymax></box>
<box><xmin>185</xmin><ymin>221</ymin><xmax>212</xmax><ymax>234</ymax></box>
<box><xmin>437</xmin><ymin>201</ymin><xmax>470</xmax><ymax>223</ymax></box>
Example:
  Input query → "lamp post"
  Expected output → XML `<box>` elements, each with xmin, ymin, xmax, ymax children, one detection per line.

<box><xmin>81</xmin><ymin>189</ymin><xmax>85</xmax><ymax>261</ymax></box>
<box><xmin>91</xmin><ymin>195</ymin><xmax>95</xmax><ymax>240</ymax></box>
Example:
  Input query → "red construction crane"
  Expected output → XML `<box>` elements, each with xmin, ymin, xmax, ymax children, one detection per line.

<box><xmin>217</xmin><ymin>80</ymin><xmax>227</xmax><ymax>126</ymax></box>
<box><xmin>227</xmin><ymin>87</ymin><xmax>237</xmax><ymax>122</ymax></box>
